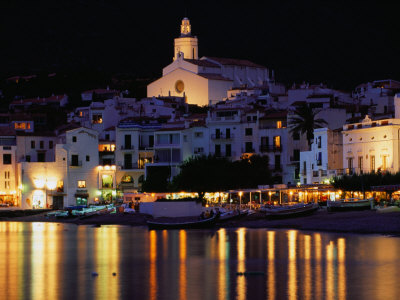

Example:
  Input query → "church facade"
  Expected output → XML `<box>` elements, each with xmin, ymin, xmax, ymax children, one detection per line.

<box><xmin>147</xmin><ymin>18</ymin><xmax>274</xmax><ymax>106</ymax></box>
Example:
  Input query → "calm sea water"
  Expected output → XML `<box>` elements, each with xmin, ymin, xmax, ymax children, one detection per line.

<box><xmin>0</xmin><ymin>222</ymin><xmax>399</xmax><ymax>300</ymax></box>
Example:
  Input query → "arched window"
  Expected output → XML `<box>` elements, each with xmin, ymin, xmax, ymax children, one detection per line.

<box><xmin>121</xmin><ymin>175</ymin><xmax>133</xmax><ymax>183</ymax></box>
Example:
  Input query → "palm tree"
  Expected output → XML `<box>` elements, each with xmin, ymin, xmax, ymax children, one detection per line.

<box><xmin>289</xmin><ymin>104</ymin><xmax>328</xmax><ymax>148</ymax></box>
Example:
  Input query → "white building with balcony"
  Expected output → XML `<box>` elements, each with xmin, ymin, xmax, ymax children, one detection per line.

<box><xmin>300</xmin><ymin>128</ymin><xmax>343</xmax><ymax>184</ymax></box>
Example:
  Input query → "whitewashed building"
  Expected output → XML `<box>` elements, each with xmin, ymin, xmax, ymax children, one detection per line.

<box><xmin>300</xmin><ymin>128</ymin><xmax>343</xmax><ymax>184</ymax></box>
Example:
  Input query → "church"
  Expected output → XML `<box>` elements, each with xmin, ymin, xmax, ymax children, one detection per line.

<box><xmin>147</xmin><ymin>18</ymin><xmax>274</xmax><ymax>106</ymax></box>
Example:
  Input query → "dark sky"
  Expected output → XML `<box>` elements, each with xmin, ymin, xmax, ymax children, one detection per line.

<box><xmin>1</xmin><ymin>0</ymin><xmax>399</xmax><ymax>90</ymax></box>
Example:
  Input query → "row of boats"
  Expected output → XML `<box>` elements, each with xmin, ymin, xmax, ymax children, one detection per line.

<box><xmin>46</xmin><ymin>204</ymin><xmax>116</xmax><ymax>219</ymax></box>
<box><xmin>147</xmin><ymin>197</ymin><xmax>376</xmax><ymax>230</ymax></box>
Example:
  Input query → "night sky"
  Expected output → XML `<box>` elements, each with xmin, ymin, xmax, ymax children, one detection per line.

<box><xmin>1</xmin><ymin>0</ymin><xmax>399</xmax><ymax>90</ymax></box>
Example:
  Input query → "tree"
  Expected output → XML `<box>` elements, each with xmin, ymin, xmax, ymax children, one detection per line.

<box><xmin>288</xmin><ymin>104</ymin><xmax>327</xmax><ymax>148</ymax></box>
<box><xmin>172</xmin><ymin>154</ymin><xmax>272</xmax><ymax>198</ymax></box>
<box><xmin>141</xmin><ymin>166</ymin><xmax>171</xmax><ymax>192</ymax></box>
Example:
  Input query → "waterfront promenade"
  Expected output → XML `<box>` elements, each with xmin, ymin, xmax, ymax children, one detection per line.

<box><xmin>2</xmin><ymin>208</ymin><xmax>400</xmax><ymax>236</ymax></box>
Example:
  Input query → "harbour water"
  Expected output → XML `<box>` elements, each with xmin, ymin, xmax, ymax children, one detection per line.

<box><xmin>0</xmin><ymin>222</ymin><xmax>399</xmax><ymax>300</ymax></box>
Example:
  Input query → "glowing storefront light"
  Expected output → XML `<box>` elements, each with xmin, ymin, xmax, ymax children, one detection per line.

<box><xmin>34</xmin><ymin>179</ymin><xmax>45</xmax><ymax>189</ymax></box>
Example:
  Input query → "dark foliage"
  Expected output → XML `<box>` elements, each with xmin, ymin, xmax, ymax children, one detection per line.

<box><xmin>332</xmin><ymin>172</ymin><xmax>400</xmax><ymax>191</ymax></box>
<box><xmin>171</xmin><ymin>154</ymin><xmax>272</xmax><ymax>198</ymax></box>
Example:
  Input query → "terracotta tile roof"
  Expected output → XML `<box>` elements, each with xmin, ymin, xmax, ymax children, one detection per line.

<box><xmin>204</xmin><ymin>57</ymin><xmax>266</xmax><ymax>68</ymax></box>
<box><xmin>184</xmin><ymin>59</ymin><xmax>220</xmax><ymax>68</ymax></box>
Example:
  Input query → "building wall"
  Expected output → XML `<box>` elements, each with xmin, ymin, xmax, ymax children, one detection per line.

<box><xmin>0</xmin><ymin>145</ymin><xmax>19</xmax><ymax>205</ymax></box>
<box><xmin>147</xmin><ymin>68</ymin><xmax>210</xmax><ymax>106</ymax></box>
<box><xmin>16</xmin><ymin>136</ymin><xmax>57</xmax><ymax>162</ymax></box>
<box><xmin>342</xmin><ymin>119</ymin><xmax>400</xmax><ymax>174</ymax></box>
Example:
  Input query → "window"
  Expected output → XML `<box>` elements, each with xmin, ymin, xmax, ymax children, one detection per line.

<box><xmin>382</xmin><ymin>155</ymin><xmax>387</xmax><ymax>170</ymax></box>
<box><xmin>71</xmin><ymin>155</ymin><xmax>79</xmax><ymax>166</ymax></box>
<box><xmin>194</xmin><ymin>147</ymin><xmax>204</xmax><ymax>154</ymax></box>
<box><xmin>358</xmin><ymin>156</ymin><xmax>363</xmax><ymax>172</ymax></box>
<box><xmin>102</xmin><ymin>175</ymin><xmax>113</xmax><ymax>188</ymax></box>
<box><xmin>183</xmin><ymin>135</ymin><xmax>188</xmax><ymax>142</ymax></box>
<box><xmin>57</xmin><ymin>180</ymin><xmax>64</xmax><ymax>192</ymax></box>
<box><xmin>293</xmin><ymin>149</ymin><xmax>300</xmax><ymax>161</ymax></box>
<box><xmin>317</xmin><ymin>152</ymin><xmax>322</xmax><ymax>166</ymax></box>
<box><xmin>247</xmin><ymin>116</ymin><xmax>251</xmax><ymax>122</ymax></box>
<box><xmin>2</xmin><ymin>154</ymin><xmax>11</xmax><ymax>165</ymax></box>
<box><xmin>215</xmin><ymin>144</ymin><xmax>221</xmax><ymax>157</ymax></box>
<box><xmin>40</xmin><ymin>141</ymin><xmax>44</xmax><ymax>149</ymax></box>
<box><xmin>276</xmin><ymin>121</ymin><xmax>282</xmax><ymax>129</ymax></box>
<box><xmin>317</xmin><ymin>136</ymin><xmax>321</xmax><ymax>148</ymax></box>
<box><xmin>105</xmin><ymin>134</ymin><xmax>110</xmax><ymax>141</ymax></box>
<box><xmin>49</xmin><ymin>141</ymin><xmax>53</xmax><ymax>149</ymax></box>
<box><xmin>370</xmin><ymin>155</ymin><xmax>375</xmax><ymax>172</ymax></box>
<box><xmin>274</xmin><ymin>155</ymin><xmax>281</xmax><ymax>170</ymax></box>
<box><xmin>226</xmin><ymin>144</ymin><xmax>232</xmax><ymax>157</ymax></box>
<box><xmin>348</xmin><ymin>158</ymin><xmax>353</xmax><ymax>173</ymax></box>
<box><xmin>37</xmin><ymin>153</ymin><xmax>45</xmax><ymax>162</ymax></box>
<box><xmin>72</xmin><ymin>136</ymin><xmax>77</xmax><ymax>143</ymax></box>
<box><xmin>5</xmin><ymin>181</ymin><xmax>10</xmax><ymax>189</ymax></box>
<box><xmin>31</xmin><ymin>141</ymin><xmax>35</xmax><ymax>149</ymax></box>
<box><xmin>86</xmin><ymin>155</ymin><xmax>90</xmax><ymax>162</ymax></box>
<box><xmin>245</xmin><ymin>142</ymin><xmax>253</xmax><ymax>153</ymax></box>
<box><xmin>273</xmin><ymin>136</ymin><xmax>281</xmax><ymax>149</ymax></box>
<box><xmin>226</xmin><ymin>128</ymin><xmax>231</xmax><ymax>138</ymax></box>
<box><xmin>26</xmin><ymin>155</ymin><xmax>31</xmax><ymax>162</ymax></box>
<box><xmin>77</xmin><ymin>180</ymin><xmax>86</xmax><ymax>188</ymax></box>
<box><xmin>5</xmin><ymin>171</ymin><xmax>10</xmax><ymax>179</ymax></box>
<box><xmin>121</xmin><ymin>175</ymin><xmax>134</xmax><ymax>183</ymax></box>
<box><xmin>92</xmin><ymin>114</ymin><xmax>103</xmax><ymax>124</ymax></box>
<box><xmin>245</xmin><ymin>128</ymin><xmax>253</xmax><ymax>136</ymax></box>
<box><xmin>195</xmin><ymin>132</ymin><xmax>203</xmax><ymax>138</ymax></box>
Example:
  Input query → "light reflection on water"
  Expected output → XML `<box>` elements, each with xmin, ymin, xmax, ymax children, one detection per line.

<box><xmin>0</xmin><ymin>223</ymin><xmax>400</xmax><ymax>300</ymax></box>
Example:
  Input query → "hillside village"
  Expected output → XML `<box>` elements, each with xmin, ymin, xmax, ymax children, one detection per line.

<box><xmin>1</xmin><ymin>18</ymin><xmax>400</xmax><ymax>209</ymax></box>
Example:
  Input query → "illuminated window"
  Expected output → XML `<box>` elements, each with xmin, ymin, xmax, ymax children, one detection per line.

<box><xmin>5</xmin><ymin>181</ymin><xmax>10</xmax><ymax>189</ymax></box>
<box><xmin>102</xmin><ymin>175</ymin><xmax>113</xmax><ymax>188</ymax></box>
<box><xmin>370</xmin><ymin>155</ymin><xmax>375</xmax><ymax>171</ymax></box>
<box><xmin>77</xmin><ymin>180</ymin><xmax>86</xmax><ymax>188</ymax></box>
<box><xmin>358</xmin><ymin>156</ymin><xmax>363</xmax><ymax>171</ymax></box>
<box><xmin>276</xmin><ymin>121</ymin><xmax>282</xmax><ymax>129</ymax></box>
<box><xmin>382</xmin><ymin>155</ymin><xmax>387</xmax><ymax>170</ymax></box>
<box><xmin>57</xmin><ymin>180</ymin><xmax>64</xmax><ymax>192</ymax></box>
<box><xmin>273</xmin><ymin>136</ymin><xmax>281</xmax><ymax>149</ymax></box>
<box><xmin>92</xmin><ymin>114</ymin><xmax>103</xmax><ymax>124</ymax></box>
<box><xmin>121</xmin><ymin>175</ymin><xmax>133</xmax><ymax>183</ymax></box>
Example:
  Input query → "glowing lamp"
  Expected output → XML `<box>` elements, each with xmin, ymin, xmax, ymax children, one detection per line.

<box><xmin>238</xmin><ymin>191</ymin><xmax>243</xmax><ymax>196</ymax></box>
<box><xmin>111</xmin><ymin>165</ymin><xmax>116</xmax><ymax>170</ymax></box>
<box><xmin>289</xmin><ymin>191</ymin><xmax>293</xmax><ymax>196</ymax></box>
<box><xmin>46</xmin><ymin>181</ymin><xmax>57</xmax><ymax>190</ymax></box>
<box><xmin>34</xmin><ymin>179</ymin><xmax>45</xmax><ymax>189</ymax></box>
<box><xmin>105</xmin><ymin>165</ymin><xmax>110</xmax><ymax>170</ymax></box>
<box><xmin>112</xmin><ymin>191</ymin><xmax>117</xmax><ymax>196</ymax></box>
<box><xmin>97</xmin><ymin>165</ymin><xmax>103</xmax><ymax>170</ymax></box>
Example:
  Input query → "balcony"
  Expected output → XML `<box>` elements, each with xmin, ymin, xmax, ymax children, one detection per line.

<box><xmin>121</xmin><ymin>145</ymin><xmax>134</xmax><ymax>150</ymax></box>
<box><xmin>139</xmin><ymin>145</ymin><xmax>154</xmax><ymax>151</ymax></box>
<box><xmin>70</xmin><ymin>160</ymin><xmax>82</xmax><ymax>167</ymax></box>
<box><xmin>211</xmin><ymin>133</ymin><xmax>234</xmax><ymax>140</ymax></box>
<box><xmin>259</xmin><ymin>145</ymin><xmax>282</xmax><ymax>152</ymax></box>
<box><xmin>119</xmin><ymin>163</ymin><xmax>141</xmax><ymax>170</ymax></box>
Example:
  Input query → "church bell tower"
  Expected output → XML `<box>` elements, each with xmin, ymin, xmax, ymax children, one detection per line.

<box><xmin>173</xmin><ymin>18</ymin><xmax>198</xmax><ymax>61</ymax></box>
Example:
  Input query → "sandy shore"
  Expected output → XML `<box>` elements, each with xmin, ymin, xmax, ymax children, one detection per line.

<box><xmin>1</xmin><ymin>209</ymin><xmax>400</xmax><ymax>235</ymax></box>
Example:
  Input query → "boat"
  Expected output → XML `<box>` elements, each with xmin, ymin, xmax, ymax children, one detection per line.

<box><xmin>376</xmin><ymin>205</ymin><xmax>400</xmax><ymax>213</ymax></box>
<box><xmin>327</xmin><ymin>197</ymin><xmax>373</xmax><ymax>211</ymax></box>
<box><xmin>264</xmin><ymin>203</ymin><xmax>319</xmax><ymax>219</ymax></box>
<box><xmin>218</xmin><ymin>209</ymin><xmax>241</xmax><ymax>222</ymax></box>
<box><xmin>147</xmin><ymin>214</ymin><xmax>218</xmax><ymax>230</ymax></box>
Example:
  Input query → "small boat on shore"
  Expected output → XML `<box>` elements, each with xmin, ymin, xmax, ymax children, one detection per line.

<box><xmin>147</xmin><ymin>214</ymin><xmax>218</xmax><ymax>230</ymax></box>
<box><xmin>264</xmin><ymin>203</ymin><xmax>319</xmax><ymax>219</ymax></box>
<box><xmin>327</xmin><ymin>197</ymin><xmax>373</xmax><ymax>211</ymax></box>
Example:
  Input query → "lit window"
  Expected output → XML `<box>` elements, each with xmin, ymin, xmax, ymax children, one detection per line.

<box><xmin>77</xmin><ymin>180</ymin><xmax>86</xmax><ymax>188</ymax></box>
<box><xmin>92</xmin><ymin>114</ymin><xmax>103</xmax><ymax>124</ymax></box>
<box><xmin>276</xmin><ymin>121</ymin><xmax>282</xmax><ymax>129</ymax></box>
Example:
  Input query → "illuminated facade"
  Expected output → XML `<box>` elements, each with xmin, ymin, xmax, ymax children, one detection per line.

<box><xmin>147</xmin><ymin>18</ymin><xmax>273</xmax><ymax>106</ymax></box>
<box><xmin>342</xmin><ymin>115</ymin><xmax>400</xmax><ymax>174</ymax></box>
<box><xmin>0</xmin><ymin>144</ymin><xmax>18</xmax><ymax>206</ymax></box>
<box><xmin>300</xmin><ymin>128</ymin><xmax>343</xmax><ymax>184</ymax></box>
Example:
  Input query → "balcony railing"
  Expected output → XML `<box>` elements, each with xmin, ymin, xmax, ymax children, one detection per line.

<box><xmin>259</xmin><ymin>145</ymin><xmax>282</xmax><ymax>152</ymax></box>
<box><xmin>119</xmin><ymin>163</ymin><xmax>140</xmax><ymax>170</ymax></box>
<box><xmin>121</xmin><ymin>145</ymin><xmax>134</xmax><ymax>150</ymax></box>
<box><xmin>242</xmin><ymin>148</ymin><xmax>255</xmax><ymax>153</ymax></box>
<box><xmin>70</xmin><ymin>160</ymin><xmax>82</xmax><ymax>167</ymax></box>
<box><xmin>211</xmin><ymin>133</ymin><xmax>234</xmax><ymax>140</ymax></box>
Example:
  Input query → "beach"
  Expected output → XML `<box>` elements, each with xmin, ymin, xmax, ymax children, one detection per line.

<box><xmin>1</xmin><ymin>208</ymin><xmax>400</xmax><ymax>235</ymax></box>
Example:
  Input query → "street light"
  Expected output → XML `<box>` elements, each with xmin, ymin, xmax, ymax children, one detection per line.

<box><xmin>238</xmin><ymin>191</ymin><xmax>243</xmax><ymax>209</ymax></box>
